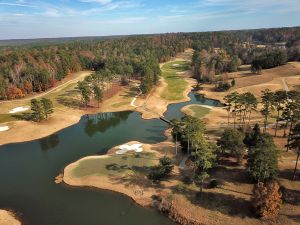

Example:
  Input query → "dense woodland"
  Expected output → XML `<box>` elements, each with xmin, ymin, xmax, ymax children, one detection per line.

<box><xmin>1</xmin><ymin>26</ymin><xmax>300</xmax><ymax>100</ymax></box>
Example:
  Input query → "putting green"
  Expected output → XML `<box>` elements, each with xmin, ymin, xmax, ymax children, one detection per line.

<box><xmin>182</xmin><ymin>105</ymin><xmax>211</xmax><ymax>118</ymax></box>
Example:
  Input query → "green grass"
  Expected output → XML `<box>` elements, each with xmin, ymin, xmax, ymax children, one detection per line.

<box><xmin>0</xmin><ymin>114</ymin><xmax>16</xmax><ymax>123</ymax></box>
<box><xmin>71</xmin><ymin>152</ymin><xmax>157</xmax><ymax>178</ymax></box>
<box><xmin>183</xmin><ymin>105</ymin><xmax>211</xmax><ymax>118</ymax></box>
<box><xmin>161</xmin><ymin>61</ymin><xmax>189</xmax><ymax>101</ymax></box>
<box><xmin>111</xmin><ymin>101</ymin><xmax>130</xmax><ymax>108</ymax></box>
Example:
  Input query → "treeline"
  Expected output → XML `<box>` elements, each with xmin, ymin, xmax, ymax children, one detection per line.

<box><xmin>1</xmin><ymin>27</ymin><xmax>300</xmax><ymax>99</ymax></box>
<box><xmin>0</xmin><ymin>34</ymin><xmax>188</xmax><ymax>99</ymax></box>
<box><xmin>191</xmin><ymin>27</ymin><xmax>300</xmax><ymax>83</ymax></box>
<box><xmin>251</xmin><ymin>49</ymin><xmax>287</xmax><ymax>73</ymax></box>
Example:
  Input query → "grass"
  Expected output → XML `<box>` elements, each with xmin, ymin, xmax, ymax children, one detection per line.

<box><xmin>183</xmin><ymin>105</ymin><xmax>211</xmax><ymax>118</ymax></box>
<box><xmin>0</xmin><ymin>114</ymin><xmax>16</xmax><ymax>123</ymax></box>
<box><xmin>161</xmin><ymin>61</ymin><xmax>189</xmax><ymax>101</ymax></box>
<box><xmin>72</xmin><ymin>152</ymin><xmax>157</xmax><ymax>178</ymax></box>
<box><xmin>111</xmin><ymin>101</ymin><xmax>130</xmax><ymax>108</ymax></box>
<box><xmin>0</xmin><ymin>72</ymin><xmax>91</xmax><ymax>124</ymax></box>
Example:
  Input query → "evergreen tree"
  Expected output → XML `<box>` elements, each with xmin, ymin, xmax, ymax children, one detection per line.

<box><xmin>77</xmin><ymin>81</ymin><xmax>92</xmax><ymax>106</ymax></box>
<box><xmin>93</xmin><ymin>85</ymin><xmax>103</xmax><ymax>108</ymax></box>
<box><xmin>286</xmin><ymin>122</ymin><xmax>300</xmax><ymax>180</ymax></box>
<box><xmin>247</xmin><ymin>134</ymin><xmax>279</xmax><ymax>182</ymax></box>
<box><xmin>260</xmin><ymin>89</ymin><xmax>275</xmax><ymax>132</ymax></box>
<box><xmin>41</xmin><ymin>98</ymin><xmax>54</xmax><ymax>120</ymax></box>
<box><xmin>31</xmin><ymin>99</ymin><xmax>46</xmax><ymax>122</ymax></box>
<box><xmin>218</xmin><ymin>128</ymin><xmax>245</xmax><ymax>163</ymax></box>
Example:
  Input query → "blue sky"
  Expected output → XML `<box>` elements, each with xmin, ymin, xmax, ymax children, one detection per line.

<box><xmin>0</xmin><ymin>0</ymin><xmax>299</xmax><ymax>39</ymax></box>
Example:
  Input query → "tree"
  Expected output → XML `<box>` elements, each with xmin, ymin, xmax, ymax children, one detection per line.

<box><xmin>241</xmin><ymin>92</ymin><xmax>257</xmax><ymax>125</ymax></box>
<box><xmin>31</xmin><ymin>99</ymin><xmax>45</xmax><ymax>122</ymax></box>
<box><xmin>192</xmin><ymin>143</ymin><xmax>216</xmax><ymax>193</ymax></box>
<box><xmin>247</xmin><ymin>134</ymin><xmax>278</xmax><ymax>182</ymax></box>
<box><xmin>218</xmin><ymin>128</ymin><xmax>245</xmax><ymax>164</ymax></box>
<box><xmin>148</xmin><ymin>157</ymin><xmax>174</xmax><ymax>183</ymax></box>
<box><xmin>286</xmin><ymin>122</ymin><xmax>300</xmax><ymax>180</ymax></box>
<box><xmin>171</xmin><ymin>118</ymin><xmax>183</xmax><ymax>155</ymax></box>
<box><xmin>77</xmin><ymin>81</ymin><xmax>92</xmax><ymax>107</ymax></box>
<box><xmin>260</xmin><ymin>89</ymin><xmax>275</xmax><ymax>132</ymax></box>
<box><xmin>182</xmin><ymin>115</ymin><xmax>206</xmax><ymax>154</ymax></box>
<box><xmin>243</xmin><ymin>124</ymin><xmax>262</xmax><ymax>151</ymax></box>
<box><xmin>224</xmin><ymin>92</ymin><xmax>239</xmax><ymax>126</ymax></box>
<box><xmin>93</xmin><ymin>85</ymin><xmax>103</xmax><ymax>108</ymax></box>
<box><xmin>273</xmin><ymin>90</ymin><xmax>288</xmax><ymax>137</ymax></box>
<box><xmin>6</xmin><ymin>86</ymin><xmax>24</xmax><ymax>99</ymax></box>
<box><xmin>41</xmin><ymin>98</ymin><xmax>54</xmax><ymax>119</ymax></box>
<box><xmin>252</xmin><ymin>181</ymin><xmax>282</xmax><ymax>218</ymax></box>
<box><xmin>283</xmin><ymin>91</ymin><xmax>300</xmax><ymax>151</ymax></box>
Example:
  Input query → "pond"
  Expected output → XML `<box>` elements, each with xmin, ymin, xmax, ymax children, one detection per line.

<box><xmin>0</xmin><ymin>92</ymin><xmax>221</xmax><ymax>225</ymax></box>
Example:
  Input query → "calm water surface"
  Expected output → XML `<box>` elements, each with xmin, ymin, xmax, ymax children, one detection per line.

<box><xmin>0</xmin><ymin>93</ymin><xmax>221</xmax><ymax>225</ymax></box>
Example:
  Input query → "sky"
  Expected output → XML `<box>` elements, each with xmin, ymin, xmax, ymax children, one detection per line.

<box><xmin>0</xmin><ymin>0</ymin><xmax>299</xmax><ymax>40</ymax></box>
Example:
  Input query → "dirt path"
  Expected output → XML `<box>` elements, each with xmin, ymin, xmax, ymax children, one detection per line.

<box><xmin>0</xmin><ymin>71</ymin><xmax>92</xmax><ymax>104</ymax></box>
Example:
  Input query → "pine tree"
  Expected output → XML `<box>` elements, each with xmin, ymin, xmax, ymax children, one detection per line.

<box><xmin>41</xmin><ymin>98</ymin><xmax>54</xmax><ymax>119</ymax></box>
<box><xmin>31</xmin><ymin>99</ymin><xmax>45</xmax><ymax>122</ymax></box>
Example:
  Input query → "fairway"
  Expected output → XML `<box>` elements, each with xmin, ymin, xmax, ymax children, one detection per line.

<box><xmin>0</xmin><ymin>71</ymin><xmax>92</xmax><ymax>123</ymax></box>
<box><xmin>161</xmin><ymin>61</ymin><xmax>189</xmax><ymax>101</ymax></box>
<box><xmin>71</xmin><ymin>152</ymin><xmax>157</xmax><ymax>178</ymax></box>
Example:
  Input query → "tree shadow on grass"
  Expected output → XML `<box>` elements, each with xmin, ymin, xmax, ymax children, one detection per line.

<box><xmin>279</xmin><ymin>169</ymin><xmax>298</xmax><ymax>181</ymax></box>
<box><xmin>56</xmin><ymin>89</ymin><xmax>84</xmax><ymax>109</ymax></box>
<box><xmin>281</xmin><ymin>187</ymin><xmax>300</xmax><ymax>206</ymax></box>
<box><xmin>12</xmin><ymin>112</ymin><xmax>33</xmax><ymax>121</ymax></box>
<box><xmin>185</xmin><ymin>190</ymin><xmax>254</xmax><ymax>218</ymax></box>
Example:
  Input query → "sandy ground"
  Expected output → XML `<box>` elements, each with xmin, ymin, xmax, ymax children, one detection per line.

<box><xmin>0</xmin><ymin>210</ymin><xmax>21</xmax><ymax>225</ymax></box>
<box><xmin>63</xmin><ymin>130</ymin><xmax>179</xmax><ymax>207</ymax></box>
<box><xmin>199</xmin><ymin>63</ymin><xmax>300</xmax><ymax>102</ymax></box>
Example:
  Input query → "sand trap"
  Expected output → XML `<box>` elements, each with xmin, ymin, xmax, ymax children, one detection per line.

<box><xmin>172</xmin><ymin>64</ymin><xmax>179</xmax><ymax>67</ymax></box>
<box><xmin>116</xmin><ymin>143</ymin><xmax>143</xmax><ymax>154</ymax></box>
<box><xmin>176</xmin><ymin>71</ymin><xmax>185</xmax><ymax>75</ymax></box>
<box><xmin>0</xmin><ymin>126</ymin><xmax>9</xmax><ymax>132</ymax></box>
<box><xmin>9</xmin><ymin>107</ymin><xmax>29</xmax><ymax>114</ymax></box>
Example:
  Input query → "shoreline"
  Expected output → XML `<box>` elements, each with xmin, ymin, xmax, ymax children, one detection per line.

<box><xmin>0</xmin><ymin>54</ymin><xmax>195</xmax><ymax>146</ymax></box>
<box><xmin>0</xmin><ymin>209</ymin><xmax>21</xmax><ymax>225</ymax></box>
<box><xmin>62</xmin><ymin>130</ymin><xmax>177</xmax><ymax>207</ymax></box>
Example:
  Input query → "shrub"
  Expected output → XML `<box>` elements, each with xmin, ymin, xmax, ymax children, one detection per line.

<box><xmin>209</xmin><ymin>179</ymin><xmax>219</xmax><ymax>189</ymax></box>
<box><xmin>148</xmin><ymin>157</ymin><xmax>174</xmax><ymax>183</ymax></box>
<box><xmin>252</xmin><ymin>181</ymin><xmax>282</xmax><ymax>218</ymax></box>
<box><xmin>182</xmin><ymin>175</ymin><xmax>193</xmax><ymax>185</ymax></box>
<box><xmin>214</xmin><ymin>81</ymin><xmax>231</xmax><ymax>92</ymax></box>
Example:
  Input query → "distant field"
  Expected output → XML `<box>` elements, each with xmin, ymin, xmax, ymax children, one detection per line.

<box><xmin>161</xmin><ymin>61</ymin><xmax>189</xmax><ymax>101</ymax></box>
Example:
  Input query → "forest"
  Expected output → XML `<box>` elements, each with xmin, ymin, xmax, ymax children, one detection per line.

<box><xmin>0</xmin><ymin>26</ymin><xmax>300</xmax><ymax>100</ymax></box>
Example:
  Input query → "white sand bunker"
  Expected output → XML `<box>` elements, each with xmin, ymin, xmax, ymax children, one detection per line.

<box><xmin>0</xmin><ymin>126</ymin><xmax>9</xmax><ymax>132</ymax></box>
<box><xmin>116</xmin><ymin>144</ymin><xmax>143</xmax><ymax>155</ymax></box>
<box><xmin>172</xmin><ymin>64</ymin><xmax>179</xmax><ymax>67</ymax></box>
<box><xmin>176</xmin><ymin>71</ymin><xmax>185</xmax><ymax>75</ymax></box>
<box><xmin>9</xmin><ymin>106</ymin><xmax>29</xmax><ymax>114</ymax></box>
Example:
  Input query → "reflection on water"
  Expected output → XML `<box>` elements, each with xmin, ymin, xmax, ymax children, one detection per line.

<box><xmin>84</xmin><ymin>111</ymin><xmax>131</xmax><ymax>137</ymax></box>
<box><xmin>39</xmin><ymin>134</ymin><xmax>60</xmax><ymax>151</ymax></box>
<box><xmin>0</xmin><ymin>92</ymin><xmax>221</xmax><ymax>225</ymax></box>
